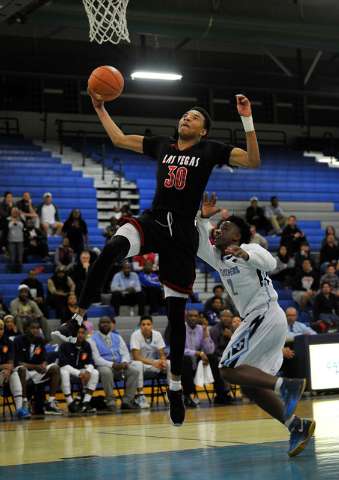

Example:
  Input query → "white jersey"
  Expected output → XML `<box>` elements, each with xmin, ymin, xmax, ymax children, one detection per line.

<box><xmin>130</xmin><ymin>329</ymin><xmax>165</xmax><ymax>361</ymax></box>
<box><xmin>196</xmin><ymin>217</ymin><xmax>278</xmax><ymax>318</ymax></box>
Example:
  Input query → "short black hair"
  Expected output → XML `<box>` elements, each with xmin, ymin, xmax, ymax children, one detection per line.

<box><xmin>139</xmin><ymin>315</ymin><xmax>153</xmax><ymax>325</ymax></box>
<box><xmin>211</xmin><ymin>296</ymin><xmax>222</xmax><ymax>303</ymax></box>
<box><xmin>225</xmin><ymin>214</ymin><xmax>252</xmax><ymax>245</ymax></box>
<box><xmin>189</xmin><ymin>106</ymin><xmax>211</xmax><ymax>135</ymax></box>
<box><xmin>213</xmin><ymin>284</ymin><xmax>225</xmax><ymax>293</ymax></box>
<box><xmin>321</xmin><ymin>282</ymin><xmax>330</xmax><ymax>289</ymax></box>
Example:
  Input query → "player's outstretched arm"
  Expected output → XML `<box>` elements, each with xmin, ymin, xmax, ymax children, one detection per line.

<box><xmin>229</xmin><ymin>94</ymin><xmax>260</xmax><ymax>170</ymax></box>
<box><xmin>201</xmin><ymin>191</ymin><xmax>222</xmax><ymax>219</ymax></box>
<box><xmin>88</xmin><ymin>87</ymin><xmax>144</xmax><ymax>153</ymax></box>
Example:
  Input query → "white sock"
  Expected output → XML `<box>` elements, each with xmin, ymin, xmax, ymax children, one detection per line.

<box><xmin>83</xmin><ymin>394</ymin><xmax>92</xmax><ymax>403</ymax></box>
<box><xmin>274</xmin><ymin>377</ymin><xmax>283</xmax><ymax>393</ymax></box>
<box><xmin>48</xmin><ymin>396</ymin><xmax>55</xmax><ymax>404</ymax></box>
<box><xmin>65</xmin><ymin>396</ymin><xmax>73</xmax><ymax>405</ymax></box>
<box><xmin>23</xmin><ymin>398</ymin><xmax>27</xmax><ymax>403</ymax></box>
<box><xmin>138</xmin><ymin>391</ymin><xmax>144</xmax><ymax>396</ymax></box>
<box><xmin>14</xmin><ymin>396</ymin><xmax>23</xmax><ymax>410</ymax></box>
<box><xmin>284</xmin><ymin>415</ymin><xmax>296</xmax><ymax>430</ymax></box>
<box><xmin>170</xmin><ymin>380</ymin><xmax>181</xmax><ymax>391</ymax></box>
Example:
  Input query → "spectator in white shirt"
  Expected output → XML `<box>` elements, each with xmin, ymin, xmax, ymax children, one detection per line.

<box><xmin>285</xmin><ymin>307</ymin><xmax>317</xmax><ymax>340</ymax></box>
<box><xmin>37</xmin><ymin>193</ymin><xmax>63</xmax><ymax>237</ymax></box>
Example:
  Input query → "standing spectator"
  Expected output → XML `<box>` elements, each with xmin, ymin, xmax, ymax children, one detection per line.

<box><xmin>270</xmin><ymin>245</ymin><xmax>295</xmax><ymax>290</ymax></box>
<box><xmin>0</xmin><ymin>191</ymin><xmax>14</xmax><ymax>230</ymax></box>
<box><xmin>292</xmin><ymin>259</ymin><xmax>319</xmax><ymax>312</ymax></box>
<box><xmin>0</xmin><ymin>319</ymin><xmax>31</xmax><ymax>419</ymax></box>
<box><xmin>16</xmin><ymin>191</ymin><xmax>39</xmax><ymax>228</ymax></box>
<box><xmin>205</xmin><ymin>296</ymin><xmax>223</xmax><ymax>326</ymax></box>
<box><xmin>54</xmin><ymin>238</ymin><xmax>75</xmax><ymax>274</ymax></box>
<box><xmin>280</xmin><ymin>216</ymin><xmax>306</xmax><ymax>256</ymax></box>
<box><xmin>13</xmin><ymin>319</ymin><xmax>64</xmax><ymax>415</ymax></box>
<box><xmin>59</xmin><ymin>325</ymin><xmax>98</xmax><ymax>413</ymax></box>
<box><xmin>138</xmin><ymin>260</ymin><xmax>164</xmax><ymax>315</ymax></box>
<box><xmin>102</xmin><ymin>216</ymin><xmax>119</xmax><ymax>243</ymax></box>
<box><xmin>319</xmin><ymin>234</ymin><xmax>339</xmax><ymax>275</ymax></box>
<box><xmin>1</xmin><ymin>206</ymin><xmax>26</xmax><ymax>273</ymax></box>
<box><xmin>24</xmin><ymin>218</ymin><xmax>50</xmax><ymax>263</ymax></box>
<box><xmin>0</xmin><ymin>291</ymin><xmax>10</xmax><ymax>319</ymax></box>
<box><xmin>210</xmin><ymin>310</ymin><xmax>235</xmax><ymax>358</ymax></box>
<box><xmin>72</xmin><ymin>251</ymin><xmax>92</xmax><ymax>298</ymax></box>
<box><xmin>10</xmin><ymin>285</ymin><xmax>51</xmax><ymax>342</ymax></box>
<box><xmin>320</xmin><ymin>264</ymin><xmax>339</xmax><ymax>296</ymax></box>
<box><xmin>110</xmin><ymin>262</ymin><xmax>145</xmax><ymax>317</ymax></box>
<box><xmin>3</xmin><ymin>314</ymin><xmax>22</xmax><ymax>339</ymax></box>
<box><xmin>321</xmin><ymin>226</ymin><xmax>339</xmax><ymax>247</ymax></box>
<box><xmin>62</xmin><ymin>209</ymin><xmax>89</xmax><ymax>258</ymax></box>
<box><xmin>264</xmin><ymin>196</ymin><xmax>289</xmax><ymax>236</ymax></box>
<box><xmin>246</xmin><ymin>197</ymin><xmax>269</xmax><ymax>234</ymax></box>
<box><xmin>87</xmin><ymin>316</ymin><xmax>139</xmax><ymax>411</ymax></box>
<box><xmin>294</xmin><ymin>241</ymin><xmax>317</xmax><ymax>272</ymax></box>
<box><xmin>20</xmin><ymin>269</ymin><xmax>48</xmax><ymax>318</ymax></box>
<box><xmin>37</xmin><ymin>192</ymin><xmax>63</xmax><ymax>237</ymax></box>
<box><xmin>313</xmin><ymin>282</ymin><xmax>339</xmax><ymax>332</ymax></box>
<box><xmin>250</xmin><ymin>225</ymin><xmax>268</xmax><ymax>250</ymax></box>
<box><xmin>47</xmin><ymin>266</ymin><xmax>75</xmax><ymax>319</ymax></box>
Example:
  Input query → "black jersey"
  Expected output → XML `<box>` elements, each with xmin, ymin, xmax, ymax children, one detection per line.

<box><xmin>143</xmin><ymin>136</ymin><xmax>234</xmax><ymax>221</ymax></box>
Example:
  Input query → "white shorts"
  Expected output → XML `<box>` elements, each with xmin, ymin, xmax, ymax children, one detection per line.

<box><xmin>219</xmin><ymin>303</ymin><xmax>286</xmax><ymax>375</ymax></box>
<box><xmin>14</xmin><ymin>364</ymin><xmax>54</xmax><ymax>384</ymax></box>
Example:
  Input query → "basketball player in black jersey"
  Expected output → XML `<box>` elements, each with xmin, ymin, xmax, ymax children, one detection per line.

<box><xmin>52</xmin><ymin>88</ymin><xmax>260</xmax><ymax>426</ymax></box>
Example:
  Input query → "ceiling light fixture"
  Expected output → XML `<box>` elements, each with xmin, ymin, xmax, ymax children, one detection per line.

<box><xmin>131</xmin><ymin>71</ymin><xmax>182</xmax><ymax>81</ymax></box>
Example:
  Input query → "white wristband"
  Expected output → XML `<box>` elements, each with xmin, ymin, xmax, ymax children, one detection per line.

<box><xmin>241</xmin><ymin>115</ymin><xmax>254</xmax><ymax>132</ymax></box>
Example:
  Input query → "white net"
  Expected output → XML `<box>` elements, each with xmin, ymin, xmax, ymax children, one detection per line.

<box><xmin>82</xmin><ymin>0</ymin><xmax>130</xmax><ymax>45</ymax></box>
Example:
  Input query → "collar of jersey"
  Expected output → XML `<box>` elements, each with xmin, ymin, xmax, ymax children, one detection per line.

<box><xmin>171</xmin><ymin>142</ymin><xmax>194</xmax><ymax>152</ymax></box>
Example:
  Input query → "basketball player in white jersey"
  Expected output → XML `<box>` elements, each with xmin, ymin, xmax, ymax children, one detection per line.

<box><xmin>196</xmin><ymin>192</ymin><xmax>316</xmax><ymax>457</ymax></box>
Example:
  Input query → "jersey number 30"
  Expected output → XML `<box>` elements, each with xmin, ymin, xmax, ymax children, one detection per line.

<box><xmin>164</xmin><ymin>166</ymin><xmax>187</xmax><ymax>190</ymax></box>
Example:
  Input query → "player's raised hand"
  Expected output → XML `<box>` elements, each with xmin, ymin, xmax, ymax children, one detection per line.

<box><xmin>235</xmin><ymin>94</ymin><xmax>252</xmax><ymax>117</ymax></box>
<box><xmin>201</xmin><ymin>191</ymin><xmax>222</xmax><ymax>219</ymax></box>
<box><xmin>87</xmin><ymin>87</ymin><xmax>105</xmax><ymax>109</ymax></box>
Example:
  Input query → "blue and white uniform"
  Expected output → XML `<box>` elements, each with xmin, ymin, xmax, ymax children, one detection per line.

<box><xmin>196</xmin><ymin>216</ymin><xmax>287</xmax><ymax>374</ymax></box>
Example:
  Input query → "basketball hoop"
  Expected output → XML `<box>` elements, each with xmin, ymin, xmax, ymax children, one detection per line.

<box><xmin>82</xmin><ymin>0</ymin><xmax>130</xmax><ymax>45</ymax></box>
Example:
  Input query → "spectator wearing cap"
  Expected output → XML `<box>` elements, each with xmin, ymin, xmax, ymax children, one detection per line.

<box><xmin>37</xmin><ymin>193</ymin><xmax>63</xmax><ymax>237</ymax></box>
<box><xmin>47</xmin><ymin>266</ymin><xmax>75</xmax><ymax>319</ymax></box>
<box><xmin>9</xmin><ymin>285</ymin><xmax>51</xmax><ymax>342</ymax></box>
<box><xmin>246</xmin><ymin>196</ymin><xmax>270</xmax><ymax>234</ymax></box>
<box><xmin>20</xmin><ymin>269</ymin><xmax>48</xmax><ymax>318</ymax></box>
<box><xmin>264</xmin><ymin>196</ymin><xmax>289</xmax><ymax>236</ymax></box>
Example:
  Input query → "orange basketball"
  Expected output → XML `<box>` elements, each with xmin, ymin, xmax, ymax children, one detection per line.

<box><xmin>88</xmin><ymin>66</ymin><xmax>124</xmax><ymax>101</ymax></box>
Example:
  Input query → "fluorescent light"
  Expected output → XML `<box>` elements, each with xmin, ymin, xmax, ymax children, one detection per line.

<box><xmin>131</xmin><ymin>71</ymin><xmax>182</xmax><ymax>81</ymax></box>
<box><xmin>317</xmin><ymin>157</ymin><xmax>332</xmax><ymax>163</ymax></box>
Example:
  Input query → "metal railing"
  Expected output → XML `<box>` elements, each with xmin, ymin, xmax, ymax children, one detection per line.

<box><xmin>0</xmin><ymin>117</ymin><xmax>20</xmax><ymax>135</ymax></box>
<box><xmin>323</xmin><ymin>132</ymin><xmax>334</xmax><ymax>159</ymax></box>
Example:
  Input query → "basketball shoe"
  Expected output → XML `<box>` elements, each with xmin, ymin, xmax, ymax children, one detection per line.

<box><xmin>51</xmin><ymin>314</ymin><xmax>83</xmax><ymax>344</ymax></box>
<box><xmin>15</xmin><ymin>407</ymin><xmax>31</xmax><ymax>419</ymax></box>
<box><xmin>281</xmin><ymin>378</ymin><xmax>306</xmax><ymax>420</ymax></box>
<box><xmin>135</xmin><ymin>394</ymin><xmax>150</xmax><ymax>409</ymax></box>
<box><xmin>288</xmin><ymin>418</ymin><xmax>316</xmax><ymax>457</ymax></box>
<box><xmin>166</xmin><ymin>388</ymin><xmax>185</xmax><ymax>427</ymax></box>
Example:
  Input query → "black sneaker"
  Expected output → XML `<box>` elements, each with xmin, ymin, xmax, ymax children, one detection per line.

<box><xmin>51</xmin><ymin>314</ymin><xmax>82</xmax><ymax>344</ymax></box>
<box><xmin>68</xmin><ymin>400</ymin><xmax>83</xmax><ymax>413</ymax></box>
<box><xmin>166</xmin><ymin>388</ymin><xmax>185</xmax><ymax>427</ymax></box>
<box><xmin>81</xmin><ymin>401</ymin><xmax>97</xmax><ymax>413</ymax></box>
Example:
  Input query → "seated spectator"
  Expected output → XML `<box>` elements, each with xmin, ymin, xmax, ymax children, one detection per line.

<box><xmin>24</xmin><ymin>218</ymin><xmax>50</xmax><ymax>263</ymax></box>
<box><xmin>264</xmin><ymin>195</ymin><xmax>288</xmax><ymax>235</ymax></box>
<box><xmin>14</xmin><ymin>319</ymin><xmax>64</xmax><ymax>415</ymax></box>
<box><xmin>102</xmin><ymin>216</ymin><xmax>119</xmax><ymax>243</ymax></box>
<box><xmin>285</xmin><ymin>307</ymin><xmax>316</xmax><ymax>339</ymax></box>
<box><xmin>111</xmin><ymin>205</ymin><xmax>122</xmax><ymax>220</ymax></box>
<box><xmin>270</xmin><ymin>245</ymin><xmax>295</xmax><ymax>290</ymax></box>
<box><xmin>20</xmin><ymin>269</ymin><xmax>48</xmax><ymax>318</ymax></box>
<box><xmin>110</xmin><ymin>317</ymin><xmax>120</xmax><ymax>335</ymax></box>
<box><xmin>3</xmin><ymin>314</ymin><xmax>22</xmax><ymax>340</ymax></box>
<box><xmin>313</xmin><ymin>282</ymin><xmax>339</xmax><ymax>333</ymax></box>
<box><xmin>16</xmin><ymin>191</ymin><xmax>39</xmax><ymax>228</ymax></box>
<box><xmin>121</xmin><ymin>204</ymin><xmax>132</xmax><ymax>218</ymax></box>
<box><xmin>87</xmin><ymin>316</ymin><xmax>139</xmax><ymax>411</ymax></box>
<box><xmin>59</xmin><ymin>325</ymin><xmax>99</xmax><ymax>413</ymax></box>
<box><xmin>203</xmin><ymin>285</ymin><xmax>227</xmax><ymax>313</ymax></box>
<box><xmin>130</xmin><ymin>315</ymin><xmax>171</xmax><ymax>409</ymax></box>
<box><xmin>10</xmin><ymin>285</ymin><xmax>51</xmax><ymax>343</ymax></box>
<box><xmin>210</xmin><ymin>309</ymin><xmax>235</xmax><ymax>358</ymax></box>
<box><xmin>0</xmin><ymin>191</ymin><xmax>14</xmax><ymax>231</ymax></box>
<box><xmin>72</xmin><ymin>251</ymin><xmax>92</xmax><ymax>298</ymax></box>
<box><xmin>250</xmin><ymin>225</ymin><xmax>268</xmax><ymax>249</ymax></box>
<box><xmin>0</xmin><ymin>319</ymin><xmax>31</xmax><ymax>419</ymax></box>
<box><xmin>62</xmin><ymin>209</ymin><xmax>89</xmax><ymax>257</ymax></box>
<box><xmin>246</xmin><ymin>197</ymin><xmax>270</xmax><ymax>234</ymax></box>
<box><xmin>54</xmin><ymin>238</ymin><xmax>75</xmax><ymax>274</ymax></box>
<box><xmin>292</xmin><ymin>259</ymin><xmax>319</xmax><ymax>312</ymax></box>
<box><xmin>320</xmin><ymin>264</ymin><xmax>339</xmax><ymax>296</ymax></box>
<box><xmin>294</xmin><ymin>241</ymin><xmax>317</xmax><ymax>272</ymax></box>
<box><xmin>110</xmin><ymin>262</ymin><xmax>145</xmax><ymax>317</ymax></box>
<box><xmin>138</xmin><ymin>260</ymin><xmax>164</xmax><ymax>315</ymax></box>
<box><xmin>0</xmin><ymin>291</ymin><xmax>10</xmax><ymax>319</ymax></box>
<box><xmin>231</xmin><ymin>316</ymin><xmax>242</xmax><ymax>329</ymax></box>
<box><xmin>321</xmin><ymin>225</ymin><xmax>339</xmax><ymax>248</ymax></box>
<box><xmin>280</xmin><ymin>216</ymin><xmax>306</xmax><ymax>256</ymax></box>
<box><xmin>2</xmin><ymin>206</ymin><xmax>26</xmax><ymax>273</ymax></box>
<box><xmin>37</xmin><ymin>192</ymin><xmax>63</xmax><ymax>237</ymax></box>
<box><xmin>205</xmin><ymin>296</ymin><xmax>223</xmax><ymax>326</ymax></box>
<box><xmin>47</xmin><ymin>266</ymin><xmax>75</xmax><ymax>319</ymax></box>
<box><xmin>319</xmin><ymin>234</ymin><xmax>339</xmax><ymax>275</ymax></box>
<box><xmin>133</xmin><ymin>253</ymin><xmax>157</xmax><ymax>273</ymax></box>
<box><xmin>180</xmin><ymin>308</ymin><xmax>234</xmax><ymax>407</ymax></box>
<box><xmin>221</xmin><ymin>209</ymin><xmax>229</xmax><ymax>222</ymax></box>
